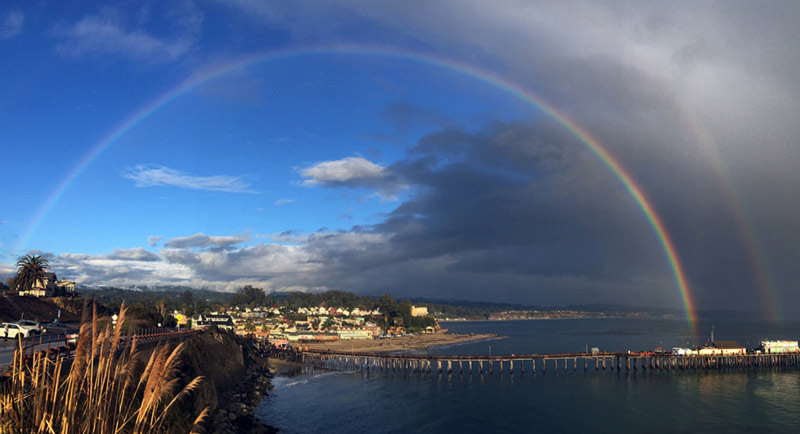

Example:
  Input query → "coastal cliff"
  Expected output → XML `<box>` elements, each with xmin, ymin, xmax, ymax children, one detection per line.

<box><xmin>178</xmin><ymin>328</ymin><xmax>276</xmax><ymax>434</ymax></box>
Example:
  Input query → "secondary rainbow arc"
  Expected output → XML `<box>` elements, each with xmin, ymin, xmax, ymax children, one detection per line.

<box><xmin>17</xmin><ymin>44</ymin><xmax>698</xmax><ymax>333</ymax></box>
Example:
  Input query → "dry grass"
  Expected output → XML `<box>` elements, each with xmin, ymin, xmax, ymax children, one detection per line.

<box><xmin>0</xmin><ymin>302</ymin><xmax>209</xmax><ymax>434</ymax></box>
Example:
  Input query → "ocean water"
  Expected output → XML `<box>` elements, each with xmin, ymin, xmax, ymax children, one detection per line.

<box><xmin>256</xmin><ymin>318</ymin><xmax>800</xmax><ymax>433</ymax></box>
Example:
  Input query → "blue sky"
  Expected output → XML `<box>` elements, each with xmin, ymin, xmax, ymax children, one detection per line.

<box><xmin>2</xmin><ymin>1</ymin><xmax>800</xmax><ymax>315</ymax></box>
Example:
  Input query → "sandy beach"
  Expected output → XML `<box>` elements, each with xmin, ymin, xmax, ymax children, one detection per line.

<box><xmin>267</xmin><ymin>358</ymin><xmax>305</xmax><ymax>376</ymax></box>
<box><xmin>301</xmin><ymin>333</ymin><xmax>501</xmax><ymax>354</ymax></box>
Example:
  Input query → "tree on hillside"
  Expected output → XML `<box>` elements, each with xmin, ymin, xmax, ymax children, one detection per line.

<box><xmin>397</xmin><ymin>300</ymin><xmax>412</xmax><ymax>329</ymax></box>
<box><xmin>378</xmin><ymin>293</ymin><xmax>397</xmax><ymax>330</ymax></box>
<box><xmin>230</xmin><ymin>285</ymin><xmax>268</xmax><ymax>307</ymax></box>
<box><xmin>13</xmin><ymin>254</ymin><xmax>50</xmax><ymax>291</ymax></box>
<box><xmin>181</xmin><ymin>290</ymin><xmax>193</xmax><ymax>307</ymax></box>
<box><xmin>156</xmin><ymin>299</ymin><xmax>167</xmax><ymax>324</ymax></box>
<box><xmin>181</xmin><ymin>290</ymin><xmax>194</xmax><ymax>315</ymax></box>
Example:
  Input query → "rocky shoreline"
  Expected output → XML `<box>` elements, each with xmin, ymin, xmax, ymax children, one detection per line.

<box><xmin>208</xmin><ymin>362</ymin><xmax>276</xmax><ymax>434</ymax></box>
<box><xmin>204</xmin><ymin>338</ymin><xmax>279</xmax><ymax>434</ymax></box>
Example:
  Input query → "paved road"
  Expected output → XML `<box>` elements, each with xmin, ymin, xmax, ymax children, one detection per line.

<box><xmin>0</xmin><ymin>328</ymin><xmax>198</xmax><ymax>371</ymax></box>
<box><xmin>0</xmin><ymin>339</ymin><xmax>16</xmax><ymax>369</ymax></box>
<box><xmin>0</xmin><ymin>333</ymin><xmax>69</xmax><ymax>370</ymax></box>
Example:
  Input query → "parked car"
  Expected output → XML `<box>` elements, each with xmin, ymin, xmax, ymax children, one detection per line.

<box><xmin>16</xmin><ymin>320</ymin><xmax>43</xmax><ymax>330</ymax></box>
<box><xmin>42</xmin><ymin>320</ymin><xmax>71</xmax><ymax>334</ymax></box>
<box><xmin>64</xmin><ymin>331</ymin><xmax>79</xmax><ymax>345</ymax></box>
<box><xmin>1</xmin><ymin>323</ymin><xmax>23</xmax><ymax>339</ymax></box>
<box><xmin>1</xmin><ymin>321</ymin><xmax>43</xmax><ymax>339</ymax></box>
<box><xmin>17</xmin><ymin>320</ymin><xmax>44</xmax><ymax>337</ymax></box>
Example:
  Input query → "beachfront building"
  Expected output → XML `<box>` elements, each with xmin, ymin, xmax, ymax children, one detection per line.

<box><xmin>411</xmin><ymin>306</ymin><xmax>429</xmax><ymax>317</ymax></box>
<box><xmin>338</xmin><ymin>329</ymin><xmax>373</xmax><ymax>340</ymax></box>
<box><xmin>760</xmin><ymin>340</ymin><xmax>800</xmax><ymax>353</ymax></box>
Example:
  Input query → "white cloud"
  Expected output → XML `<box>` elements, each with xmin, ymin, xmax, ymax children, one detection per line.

<box><xmin>0</xmin><ymin>10</ymin><xmax>23</xmax><ymax>40</ymax></box>
<box><xmin>300</xmin><ymin>157</ymin><xmax>387</xmax><ymax>185</ymax></box>
<box><xmin>147</xmin><ymin>235</ymin><xmax>163</xmax><ymax>247</ymax></box>
<box><xmin>163</xmin><ymin>233</ymin><xmax>250</xmax><ymax>249</ymax></box>
<box><xmin>54</xmin><ymin>15</ymin><xmax>192</xmax><ymax>63</ymax></box>
<box><xmin>275</xmin><ymin>199</ymin><xmax>295</xmax><ymax>205</ymax></box>
<box><xmin>122</xmin><ymin>165</ymin><xmax>255</xmax><ymax>193</ymax></box>
<box><xmin>298</xmin><ymin>157</ymin><xmax>406</xmax><ymax>200</ymax></box>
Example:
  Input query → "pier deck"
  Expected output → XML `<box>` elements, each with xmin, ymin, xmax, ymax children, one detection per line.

<box><xmin>276</xmin><ymin>349</ymin><xmax>800</xmax><ymax>376</ymax></box>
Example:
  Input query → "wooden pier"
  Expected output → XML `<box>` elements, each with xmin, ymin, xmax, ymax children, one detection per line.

<box><xmin>286</xmin><ymin>350</ymin><xmax>800</xmax><ymax>376</ymax></box>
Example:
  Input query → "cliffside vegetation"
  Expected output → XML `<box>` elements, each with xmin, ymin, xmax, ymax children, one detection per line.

<box><xmin>0</xmin><ymin>303</ymin><xmax>209</xmax><ymax>434</ymax></box>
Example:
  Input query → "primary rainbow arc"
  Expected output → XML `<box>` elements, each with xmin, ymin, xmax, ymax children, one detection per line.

<box><xmin>17</xmin><ymin>44</ymin><xmax>698</xmax><ymax>334</ymax></box>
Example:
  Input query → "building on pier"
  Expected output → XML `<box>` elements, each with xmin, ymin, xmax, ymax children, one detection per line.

<box><xmin>698</xmin><ymin>340</ymin><xmax>746</xmax><ymax>356</ymax></box>
<box><xmin>269</xmin><ymin>337</ymin><xmax>289</xmax><ymax>349</ymax></box>
<box><xmin>675</xmin><ymin>340</ymin><xmax>746</xmax><ymax>356</ymax></box>
<box><xmin>760</xmin><ymin>340</ymin><xmax>800</xmax><ymax>353</ymax></box>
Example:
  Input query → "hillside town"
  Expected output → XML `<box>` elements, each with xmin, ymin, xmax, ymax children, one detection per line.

<box><xmin>185</xmin><ymin>303</ymin><xmax>437</xmax><ymax>349</ymax></box>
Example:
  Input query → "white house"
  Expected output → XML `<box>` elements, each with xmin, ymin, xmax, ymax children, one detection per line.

<box><xmin>19</xmin><ymin>272</ymin><xmax>76</xmax><ymax>297</ymax></box>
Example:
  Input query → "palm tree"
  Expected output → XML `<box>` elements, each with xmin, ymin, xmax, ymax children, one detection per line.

<box><xmin>13</xmin><ymin>254</ymin><xmax>50</xmax><ymax>291</ymax></box>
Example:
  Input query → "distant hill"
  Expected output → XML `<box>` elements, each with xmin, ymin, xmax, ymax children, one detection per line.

<box><xmin>80</xmin><ymin>286</ymin><xmax>232</xmax><ymax>304</ymax></box>
<box><xmin>76</xmin><ymin>286</ymin><xmax>760</xmax><ymax>320</ymax></box>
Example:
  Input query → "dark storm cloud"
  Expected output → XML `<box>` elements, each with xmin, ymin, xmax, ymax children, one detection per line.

<box><xmin>291</xmin><ymin>118</ymin><xmax>673</xmax><ymax>306</ymax></box>
<box><xmin>385</xmin><ymin>120</ymin><xmax>663</xmax><ymax>278</ymax></box>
